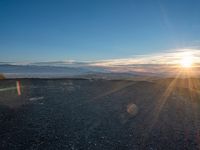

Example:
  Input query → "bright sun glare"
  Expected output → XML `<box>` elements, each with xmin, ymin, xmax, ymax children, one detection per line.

<box><xmin>180</xmin><ymin>54</ymin><xmax>193</xmax><ymax>68</ymax></box>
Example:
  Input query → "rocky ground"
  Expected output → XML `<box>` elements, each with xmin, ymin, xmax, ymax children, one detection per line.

<box><xmin>0</xmin><ymin>78</ymin><xmax>200</xmax><ymax>150</ymax></box>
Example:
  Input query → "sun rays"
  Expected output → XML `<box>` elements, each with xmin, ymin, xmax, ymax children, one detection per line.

<box><xmin>141</xmin><ymin>49</ymin><xmax>200</xmax><ymax>141</ymax></box>
<box><xmin>146</xmin><ymin>64</ymin><xmax>200</xmax><ymax>138</ymax></box>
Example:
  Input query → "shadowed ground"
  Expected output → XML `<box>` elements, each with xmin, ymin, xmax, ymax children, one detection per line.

<box><xmin>0</xmin><ymin>78</ymin><xmax>200</xmax><ymax>150</ymax></box>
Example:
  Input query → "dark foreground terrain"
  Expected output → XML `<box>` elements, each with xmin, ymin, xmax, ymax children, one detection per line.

<box><xmin>1</xmin><ymin>78</ymin><xmax>200</xmax><ymax>150</ymax></box>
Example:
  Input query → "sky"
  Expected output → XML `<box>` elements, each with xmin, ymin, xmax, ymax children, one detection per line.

<box><xmin>0</xmin><ymin>0</ymin><xmax>200</xmax><ymax>62</ymax></box>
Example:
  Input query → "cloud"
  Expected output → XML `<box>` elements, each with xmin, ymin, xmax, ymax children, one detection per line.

<box><xmin>89</xmin><ymin>49</ymin><xmax>200</xmax><ymax>67</ymax></box>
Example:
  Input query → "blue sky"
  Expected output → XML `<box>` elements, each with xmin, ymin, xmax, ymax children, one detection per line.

<box><xmin>0</xmin><ymin>0</ymin><xmax>200</xmax><ymax>62</ymax></box>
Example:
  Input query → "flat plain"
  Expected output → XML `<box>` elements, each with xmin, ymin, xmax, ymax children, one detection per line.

<box><xmin>0</xmin><ymin>78</ymin><xmax>200</xmax><ymax>150</ymax></box>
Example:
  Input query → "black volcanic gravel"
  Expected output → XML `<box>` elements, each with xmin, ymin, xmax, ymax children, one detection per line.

<box><xmin>0</xmin><ymin>79</ymin><xmax>200</xmax><ymax>150</ymax></box>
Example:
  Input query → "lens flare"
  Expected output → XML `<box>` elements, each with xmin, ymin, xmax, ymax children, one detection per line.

<box><xmin>16</xmin><ymin>81</ymin><xmax>21</xmax><ymax>96</ymax></box>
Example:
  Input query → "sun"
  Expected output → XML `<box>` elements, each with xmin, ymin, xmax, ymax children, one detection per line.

<box><xmin>180</xmin><ymin>55</ymin><xmax>193</xmax><ymax>68</ymax></box>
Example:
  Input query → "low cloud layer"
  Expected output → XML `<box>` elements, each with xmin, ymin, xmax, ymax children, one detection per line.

<box><xmin>1</xmin><ymin>48</ymin><xmax>200</xmax><ymax>77</ymax></box>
